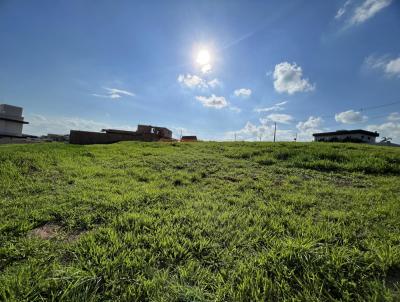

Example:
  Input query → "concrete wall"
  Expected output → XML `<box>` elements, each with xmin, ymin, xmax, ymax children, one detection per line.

<box><xmin>0</xmin><ymin>120</ymin><xmax>23</xmax><ymax>137</ymax></box>
<box><xmin>136</xmin><ymin>125</ymin><xmax>172</xmax><ymax>139</ymax></box>
<box><xmin>0</xmin><ymin>104</ymin><xmax>26</xmax><ymax>137</ymax></box>
<box><xmin>69</xmin><ymin>130</ymin><xmax>163</xmax><ymax>145</ymax></box>
<box><xmin>0</xmin><ymin>104</ymin><xmax>23</xmax><ymax>119</ymax></box>
<box><xmin>315</xmin><ymin>133</ymin><xmax>376</xmax><ymax>143</ymax></box>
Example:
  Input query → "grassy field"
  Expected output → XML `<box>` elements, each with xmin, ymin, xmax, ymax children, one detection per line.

<box><xmin>0</xmin><ymin>141</ymin><xmax>400</xmax><ymax>301</ymax></box>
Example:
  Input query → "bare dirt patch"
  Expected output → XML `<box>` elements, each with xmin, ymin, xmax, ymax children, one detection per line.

<box><xmin>28</xmin><ymin>223</ymin><xmax>61</xmax><ymax>240</ymax></box>
<box><xmin>28</xmin><ymin>223</ymin><xmax>87</xmax><ymax>242</ymax></box>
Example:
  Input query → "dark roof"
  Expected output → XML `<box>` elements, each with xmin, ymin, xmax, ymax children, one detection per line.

<box><xmin>181</xmin><ymin>136</ymin><xmax>197</xmax><ymax>140</ymax></box>
<box><xmin>101</xmin><ymin>129</ymin><xmax>137</xmax><ymax>135</ymax></box>
<box><xmin>0</xmin><ymin>116</ymin><xmax>29</xmax><ymax>124</ymax></box>
<box><xmin>0</xmin><ymin>133</ymin><xmax>22</xmax><ymax>138</ymax></box>
<box><xmin>313</xmin><ymin>130</ymin><xmax>379</xmax><ymax>137</ymax></box>
<box><xmin>138</xmin><ymin>124</ymin><xmax>171</xmax><ymax>131</ymax></box>
<box><xmin>0</xmin><ymin>133</ymin><xmax>35</xmax><ymax>138</ymax></box>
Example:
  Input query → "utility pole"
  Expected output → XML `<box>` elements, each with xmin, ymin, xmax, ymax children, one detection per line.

<box><xmin>180</xmin><ymin>129</ymin><xmax>182</xmax><ymax>140</ymax></box>
<box><xmin>273</xmin><ymin>122</ymin><xmax>276</xmax><ymax>142</ymax></box>
<box><xmin>234</xmin><ymin>132</ymin><xmax>237</xmax><ymax>142</ymax></box>
<box><xmin>294</xmin><ymin>132</ymin><xmax>297</xmax><ymax>142</ymax></box>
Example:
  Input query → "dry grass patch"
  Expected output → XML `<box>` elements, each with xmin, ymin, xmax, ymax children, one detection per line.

<box><xmin>28</xmin><ymin>223</ymin><xmax>61</xmax><ymax>240</ymax></box>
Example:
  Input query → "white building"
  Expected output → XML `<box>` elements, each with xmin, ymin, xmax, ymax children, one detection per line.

<box><xmin>0</xmin><ymin>104</ymin><xmax>29</xmax><ymax>137</ymax></box>
<box><xmin>313</xmin><ymin>130</ymin><xmax>379</xmax><ymax>143</ymax></box>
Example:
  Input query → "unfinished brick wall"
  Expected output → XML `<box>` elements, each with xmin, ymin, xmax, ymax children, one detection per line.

<box><xmin>69</xmin><ymin>130</ymin><xmax>162</xmax><ymax>145</ymax></box>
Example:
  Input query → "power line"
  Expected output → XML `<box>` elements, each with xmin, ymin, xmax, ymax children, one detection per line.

<box><xmin>319</xmin><ymin>100</ymin><xmax>400</xmax><ymax>119</ymax></box>
<box><xmin>358</xmin><ymin>100</ymin><xmax>400</xmax><ymax>112</ymax></box>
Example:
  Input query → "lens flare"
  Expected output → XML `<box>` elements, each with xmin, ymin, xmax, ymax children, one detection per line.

<box><xmin>196</xmin><ymin>49</ymin><xmax>211</xmax><ymax>65</ymax></box>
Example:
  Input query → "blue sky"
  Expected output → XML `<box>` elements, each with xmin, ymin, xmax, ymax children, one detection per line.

<box><xmin>1</xmin><ymin>0</ymin><xmax>400</xmax><ymax>141</ymax></box>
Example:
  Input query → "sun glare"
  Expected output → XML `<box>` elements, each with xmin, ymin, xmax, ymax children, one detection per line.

<box><xmin>196</xmin><ymin>49</ymin><xmax>211</xmax><ymax>65</ymax></box>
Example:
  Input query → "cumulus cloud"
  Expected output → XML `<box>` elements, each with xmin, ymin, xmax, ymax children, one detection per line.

<box><xmin>195</xmin><ymin>94</ymin><xmax>228</xmax><ymax>109</ymax></box>
<box><xmin>254</xmin><ymin>101</ymin><xmax>287</xmax><ymax>113</ymax></box>
<box><xmin>169</xmin><ymin>126</ymin><xmax>198</xmax><ymax>139</ymax></box>
<box><xmin>273</xmin><ymin>62</ymin><xmax>315</xmax><ymax>95</ymax></box>
<box><xmin>388</xmin><ymin>112</ymin><xmax>400</xmax><ymax>121</ymax></box>
<box><xmin>335</xmin><ymin>110</ymin><xmax>368</xmax><ymax>124</ymax></box>
<box><xmin>178</xmin><ymin>74</ymin><xmax>221</xmax><ymax>89</ymax></box>
<box><xmin>367</xmin><ymin>122</ymin><xmax>400</xmax><ymax>143</ymax></box>
<box><xmin>297</xmin><ymin>116</ymin><xmax>323</xmax><ymax>133</ymax></box>
<box><xmin>225</xmin><ymin>121</ymin><xmax>294</xmax><ymax>141</ymax></box>
<box><xmin>385</xmin><ymin>58</ymin><xmax>400</xmax><ymax>76</ymax></box>
<box><xmin>225</xmin><ymin>114</ymin><xmax>323</xmax><ymax>142</ymax></box>
<box><xmin>92</xmin><ymin>87</ymin><xmax>135</xmax><ymax>99</ymax></box>
<box><xmin>296</xmin><ymin>116</ymin><xmax>324</xmax><ymax>140</ymax></box>
<box><xmin>24</xmin><ymin>114</ymin><xmax>135</xmax><ymax>136</ymax></box>
<box><xmin>261</xmin><ymin>113</ymin><xmax>293</xmax><ymax>124</ymax></box>
<box><xmin>178</xmin><ymin>74</ymin><xmax>207</xmax><ymax>89</ymax></box>
<box><xmin>234</xmin><ymin>88</ymin><xmax>252</xmax><ymax>98</ymax></box>
<box><xmin>365</xmin><ymin>55</ymin><xmax>400</xmax><ymax>77</ymax></box>
<box><xmin>201</xmin><ymin>64</ymin><xmax>212</xmax><ymax>74</ymax></box>
<box><xmin>350</xmin><ymin>0</ymin><xmax>392</xmax><ymax>25</ymax></box>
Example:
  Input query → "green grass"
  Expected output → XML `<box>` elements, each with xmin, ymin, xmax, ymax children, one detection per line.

<box><xmin>0</xmin><ymin>141</ymin><xmax>400</xmax><ymax>301</ymax></box>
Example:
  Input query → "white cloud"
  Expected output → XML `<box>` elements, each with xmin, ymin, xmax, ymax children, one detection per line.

<box><xmin>388</xmin><ymin>112</ymin><xmax>400</xmax><ymax>121</ymax></box>
<box><xmin>24</xmin><ymin>114</ymin><xmax>135</xmax><ymax>136</ymax></box>
<box><xmin>335</xmin><ymin>110</ymin><xmax>368</xmax><ymax>124</ymax></box>
<box><xmin>336</xmin><ymin>0</ymin><xmax>352</xmax><ymax>19</ymax></box>
<box><xmin>169</xmin><ymin>126</ymin><xmax>198</xmax><ymax>139</ymax></box>
<box><xmin>254</xmin><ymin>101</ymin><xmax>287</xmax><ymax>113</ymax></box>
<box><xmin>92</xmin><ymin>93</ymin><xmax>121</xmax><ymax>99</ymax></box>
<box><xmin>297</xmin><ymin>116</ymin><xmax>323</xmax><ymax>133</ymax></box>
<box><xmin>229</xmin><ymin>106</ymin><xmax>242</xmax><ymax>113</ymax></box>
<box><xmin>350</xmin><ymin>0</ymin><xmax>392</xmax><ymax>25</ymax></box>
<box><xmin>104</xmin><ymin>88</ymin><xmax>135</xmax><ymax>97</ymax></box>
<box><xmin>92</xmin><ymin>87</ymin><xmax>135</xmax><ymax>99</ymax></box>
<box><xmin>178</xmin><ymin>74</ymin><xmax>207</xmax><ymax>89</ymax></box>
<box><xmin>273</xmin><ymin>62</ymin><xmax>315</xmax><ymax>95</ymax></box>
<box><xmin>365</xmin><ymin>55</ymin><xmax>400</xmax><ymax>77</ymax></box>
<box><xmin>367</xmin><ymin>122</ymin><xmax>400</xmax><ymax>143</ymax></box>
<box><xmin>208</xmin><ymin>78</ymin><xmax>222</xmax><ymax>88</ymax></box>
<box><xmin>385</xmin><ymin>58</ymin><xmax>400</xmax><ymax>76</ymax></box>
<box><xmin>296</xmin><ymin>116</ymin><xmax>324</xmax><ymax>140</ymax></box>
<box><xmin>201</xmin><ymin>64</ymin><xmax>212</xmax><ymax>74</ymax></box>
<box><xmin>195</xmin><ymin>94</ymin><xmax>228</xmax><ymax>109</ymax></box>
<box><xmin>225</xmin><ymin>121</ymin><xmax>294</xmax><ymax>141</ymax></box>
<box><xmin>234</xmin><ymin>88</ymin><xmax>252</xmax><ymax>98</ymax></box>
<box><xmin>178</xmin><ymin>74</ymin><xmax>221</xmax><ymax>89</ymax></box>
<box><xmin>261</xmin><ymin>113</ymin><xmax>293</xmax><ymax>124</ymax></box>
<box><xmin>365</xmin><ymin>55</ymin><xmax>388</xmax><ymax>69</ymax></box>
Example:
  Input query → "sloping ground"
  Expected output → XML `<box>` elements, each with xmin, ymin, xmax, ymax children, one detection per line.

<box><xmin>0</xmin><ymin>141</ymin><xmax>399</xmax><ymax>301</ymax></box>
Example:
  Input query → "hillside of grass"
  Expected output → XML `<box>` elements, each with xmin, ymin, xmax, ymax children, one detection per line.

<box><xmin>0</xmin><ymin>141</ymin><xmax>400</xmax><ymax>301</ymax></box>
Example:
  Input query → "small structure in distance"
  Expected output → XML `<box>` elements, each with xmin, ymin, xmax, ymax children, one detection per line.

<box><xmin>181</xmin><ymin>135</ymin><xmax>198</xmax><ymax>142</ymax></box>
<box><xmin>69</xmin><ymin>124</ymin><xmax>173</xmax><ymax>145</ymax></box>
<box><xmin>41</xmin><ymin>134</ymin><xmax>70</xmax><ymax>142</ymax></box>
<box><xmin>0</xmin><ymin>104</ymin><xmax>36</xmax><ymax>144</ymax></box>
<box><xmin>0</xmin><ymin>104</ymin><xmax>29</xmax><ymax>138</ymax></box>
<box><xmin>313</xmin><ymin>129</ymin><xmax>379</xmax><ymax>143</ymax></box>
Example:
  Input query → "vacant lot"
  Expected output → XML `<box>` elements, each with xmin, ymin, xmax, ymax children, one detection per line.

<box><xmin>0</xmin><ymin>141</ymin><xmax>399</xmax><ymax>301</ymax></box>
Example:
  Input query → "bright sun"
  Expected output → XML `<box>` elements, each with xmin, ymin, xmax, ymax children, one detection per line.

<box><xmin>196</xmin><ymin>49</ymin><xmax>211</xmax><ymax>65</ymax></box>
